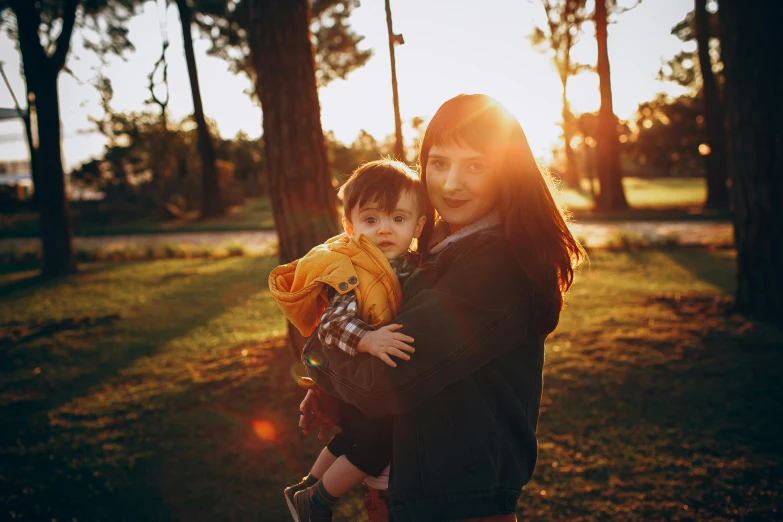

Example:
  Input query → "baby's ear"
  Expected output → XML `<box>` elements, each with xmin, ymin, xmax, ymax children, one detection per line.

<box><xmin>413</xmin><ymin>215</ymin><xmax>427</xmax><ymax>238</ymax></box>
<box><xmin>343</xmin><ymin>217</ymin><xmax>354</xmax><ymax>236</ymax></box>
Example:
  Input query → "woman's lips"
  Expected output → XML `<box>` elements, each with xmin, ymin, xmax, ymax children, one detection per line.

<box><xmin>442</xmin><ymin>197</ymin><xmax>469</xmax><ymax>208</ymax></box>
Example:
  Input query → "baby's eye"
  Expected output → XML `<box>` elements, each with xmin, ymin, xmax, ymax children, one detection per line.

<box><xmin>364</xmin><ymin>216</ymin><xmax>377</xmax><ymax>224</ymax></box>
<box><xmin>393</xmin><ymin>216</ymin><xmax>406</xmax><ymax>223</ymax></box>
<box><xmin>467</xmin><ymin>162</ymin><xmax>485</xmax><ymax>172</ymax></box>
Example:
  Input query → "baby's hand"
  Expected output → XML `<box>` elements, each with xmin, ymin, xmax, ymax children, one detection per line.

<box><xmin>357</xmin><ymin>324</ymin><xmax>415</xmax><ymax>368</ymax></box>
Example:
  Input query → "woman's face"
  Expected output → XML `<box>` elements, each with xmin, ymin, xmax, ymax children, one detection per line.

<box><xmin>425</xmin><ymin>142</ymin><xmax>501</xmax><ymax>233</ymax></box>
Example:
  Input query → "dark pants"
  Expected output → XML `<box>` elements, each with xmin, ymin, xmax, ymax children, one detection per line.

<box><xmin>326</xmin><ymin>400</ymin><xmax>392</xmax><ymax>477</ymax></box>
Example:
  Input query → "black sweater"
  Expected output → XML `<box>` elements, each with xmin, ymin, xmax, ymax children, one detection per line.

<box><xmin>305</xmin><ymin>226</ymin><xmax>544</xmax><ymax>522</ymax></box>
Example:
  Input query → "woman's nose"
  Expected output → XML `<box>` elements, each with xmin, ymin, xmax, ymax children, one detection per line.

<box><xmin>443</xmin><ymin>167</ymin><xmax>461</xmax><ymax>193</ymax></box>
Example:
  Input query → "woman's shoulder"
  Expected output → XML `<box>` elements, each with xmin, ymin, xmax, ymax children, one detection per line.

<box><xmin>424</xmin><ymin>227</ymin><xmax>525</xmax><ymax>287</ymax></box>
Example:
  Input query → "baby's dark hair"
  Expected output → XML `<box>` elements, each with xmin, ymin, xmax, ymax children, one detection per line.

<box><xmin>338</xmin><ymin>159</ymin><xmax>430</xmax><ymax>221</ymax></box>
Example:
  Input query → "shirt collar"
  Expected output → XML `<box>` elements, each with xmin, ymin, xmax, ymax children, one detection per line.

<box><xmin>429</xmin><ymin>213</ymin><xmax>502</xmax><ymax>254</ymax></box>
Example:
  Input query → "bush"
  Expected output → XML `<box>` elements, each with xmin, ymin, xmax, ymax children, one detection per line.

<box><xmin>226</xmin><ymin>242</ymin><xmax>246</xmax><ymax>257</ymax></box>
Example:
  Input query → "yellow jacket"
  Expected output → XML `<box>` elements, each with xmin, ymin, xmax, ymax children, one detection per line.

<box><xmin>268</xmin><ymin>233</ymin><xmax>403</xmax><ymax>337</ymax></box>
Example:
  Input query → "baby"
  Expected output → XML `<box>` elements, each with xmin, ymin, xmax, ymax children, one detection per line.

<box><xmin>269</xmin><ymin>159</ymin><xmax>430</xmax><ymax>521</ymax></box>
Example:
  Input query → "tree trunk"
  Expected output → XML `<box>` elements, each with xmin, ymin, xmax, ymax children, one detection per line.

<box><xmin>694</xmin><ymin>0</ymin><xmax>730</xmax><ymax>211</ymax></box>
<box><xmin>561</xmin><ymin>83</ymin><xmax>579</xmax><ymax>189</ymax></box>
<box><xmin>34</xmin><ymin>73</ymin><xmax>77</xmax><ymax>277</ymax></box>
<box><xmin>385</xmin><ymin>0</ymin><xmax>404</xmax><ymax>161</ymax></box>
<box><xmin>13</xmin><ymin>0</ymin><xmax>77</xmax><ymax>278</ymax></box>
<box><xmin>176</xmin><ymin>0</ymin><xmax>224</xmax><ymax>218</ymax></box>
<box><xmin>22</xmin><ymin>109</ymin><xmax>40</xmax><ymax>207</ymax></box>
<box><xmin>718</xmin><ymin>1</ymin><xmax>783</xmax><ymax>322</ymax></box>
<box><xmin>594</xmin><ymin>0</ymin><xmax>628</xmax><ymax>211</ymax></box>
<box><xmin>247</xmin><ymin>0</ymin><xmax>341</xmax><ymax>356</ymax></box>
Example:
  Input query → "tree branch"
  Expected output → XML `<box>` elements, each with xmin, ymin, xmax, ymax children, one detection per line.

<box><xmin>611</xmin><ymin>0</ymin><xmax>642</xmax><ymax>17</ymax></box>
<box><xmin>51</xmin><ymin>0</ymin><xmax>80</xmax><ymax>71</ymax></box>
<box><xmin>8</xmin><ymin>0</ymin><xmax>48</xmax><ymax>76</ymax></box>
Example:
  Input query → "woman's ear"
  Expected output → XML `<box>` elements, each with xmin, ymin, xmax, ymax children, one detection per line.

<box><xmin>343</xmin><ymin>217</ymin><xmax>354</xmax><ymax>237</ymax></box>
<box><xmin>413</xmin><ymin>215</ymin><xmax>427</xmax><ymax>238</ymax></box>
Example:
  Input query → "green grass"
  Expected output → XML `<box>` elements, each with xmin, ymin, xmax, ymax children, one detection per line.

<box><xmin>556</xmin><ymin>177</ymin><xmax>719</xmax><ymax>220</ymax></box>
<box><xmin>1</xmin><ymin>250</ymin><xmax>781</xmax><ymax>521</ymax></box>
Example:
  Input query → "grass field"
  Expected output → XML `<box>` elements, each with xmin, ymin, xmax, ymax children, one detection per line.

<box><xmin>1</xmin><ymin>178</ymin><xmax>717</xmax><ymax>238</ymax></box>
<box><xmin>1</xmin><ymin>250</ymin><xmax>781</xmax><ymax>521</ymax></box>
<box><xmin>558</xmin><ymin>177</ymin><xmax>708</xmax><ymax>212</ymax></box>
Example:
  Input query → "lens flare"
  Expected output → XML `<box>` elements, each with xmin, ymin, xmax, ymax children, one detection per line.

<box><xmin>305</xmin><ymin>350</ymin><xmax>325</xmax><ymax>368</ymax></box>
<box><xmin>252</xmin><ymin>420</ymin><xmax>277</xmax><ymax>441</ymax></box>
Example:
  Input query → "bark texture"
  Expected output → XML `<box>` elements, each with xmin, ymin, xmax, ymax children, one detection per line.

<box><xmin>718</xmin><ymin>1</ymin><xmax>783</xmax><ymax>321</ymax></box>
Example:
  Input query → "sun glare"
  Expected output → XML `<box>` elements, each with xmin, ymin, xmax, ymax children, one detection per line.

<box><xmin>252</xmin><ymin>420</ymin><xmax>278</xmax><ymax>442</ymax></box>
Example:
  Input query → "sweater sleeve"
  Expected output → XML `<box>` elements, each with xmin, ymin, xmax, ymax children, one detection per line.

<box><xmin>310</xmin><ymin>233</ymin><xmax>533</xmax><ymax>418</ymax></box>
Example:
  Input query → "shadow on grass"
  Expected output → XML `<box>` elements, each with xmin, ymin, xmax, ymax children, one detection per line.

<box><xmin>1</xmin><ymin>257</ymin><xmax>294</xmax><ymax>521</ymax></box>
<box><xmin>0</xmin><ymin>333</ymin><xmax>335</xmax><ymax>521</ymax></box>
<box><xmin>526</xmin><ymin>296</ymin><xmax>783</xmax><ymax>520</ymax></box>
<box><xmin>5</xmin><ymin>255</ymin><xmax>778</xmax><ymax>522</ymax></box>
<box><xmin>9</xmin><ymin>258</ymin><xmax>269</xmax><ymax>408</ymax></box>
<box><xmin>663</xmin><ymin>249</ymin><xmax>737</xmax><ymax>294</ymax></box>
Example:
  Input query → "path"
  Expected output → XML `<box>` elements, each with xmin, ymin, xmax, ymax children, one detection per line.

<box><xmin>0</xmin><ymin>221</ymin><xmax>733</xmax><ymax>253</ymax></box>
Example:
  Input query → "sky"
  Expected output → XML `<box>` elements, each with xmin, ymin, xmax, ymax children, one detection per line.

<box><xmin>0</xmin><ymin>0</ymin><xmax>696</xmax><ymax>170</ymax></box>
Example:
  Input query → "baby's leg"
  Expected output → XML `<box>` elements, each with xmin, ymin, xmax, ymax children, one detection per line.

<box><xmin>310</xmin><ymin>446</ymin><xmax>339</xmax><ymax>479</ymax></box>
<box><xmin>284</xmin><ymin>440</ymin><xmax>346</xmax><ymax>517</ymax></box>
<box><xmin>321</xmin><ymin>455</ymin><xmax>368</xmax><ymax>497</ymax></box>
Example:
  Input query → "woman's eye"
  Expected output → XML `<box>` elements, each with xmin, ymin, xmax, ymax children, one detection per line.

<box><xmin>467</xmin><ymin>162</ymin><xmax>485</xmax><ymax>172</ymax></box>
<box><xmin>364</xmin><ymin>217</ymin><xmax>377</xmax><ymax>224</ymax></box>
<box><xmin>431</xmin><ymin>159</ymin><xmax>448</xmax><ymax>169</ymax></box>
<box><xmin>393</xmin><ymin>216</ymin><xmax>405</xmax><ymax>223</ymax></box>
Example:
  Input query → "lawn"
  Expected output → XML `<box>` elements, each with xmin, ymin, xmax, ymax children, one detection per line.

<box><xmin>557</xmin><ymin>177</ymin><xmax>717</xmax><ymax>220</ymax></box>
<box><xmin>1</xmin><ymin>249</ymin><xmax>781</xmax><ymax>521</ymax></box>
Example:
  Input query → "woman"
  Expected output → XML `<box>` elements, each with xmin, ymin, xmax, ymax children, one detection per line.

<box><xmin>300</xmin><ymin>94</ymin><xmax>584</xmax><ymax>521</ymax></box>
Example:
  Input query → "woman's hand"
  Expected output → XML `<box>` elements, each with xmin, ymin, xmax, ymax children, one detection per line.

<box><xmin>298</xmin><ymin>386</ymin><xmax>340</xmax><ymax>441</ymax></box>
<box><xmin>357</xmin><ymin>324</ymin><xmax>415</xmax><ymax>368</ymax></box>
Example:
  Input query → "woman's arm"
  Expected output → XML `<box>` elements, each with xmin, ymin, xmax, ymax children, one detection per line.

<box><xmin>311</xmin><ymin>232</ymin><xmax>533</xmax><ymax>417</ymax></box>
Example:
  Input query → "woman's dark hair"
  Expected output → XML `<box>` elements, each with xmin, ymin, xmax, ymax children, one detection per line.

<box><xmin>418</xmin><ymin>94</ymin><xmax>585</xmax><ymax>334</ymax></box>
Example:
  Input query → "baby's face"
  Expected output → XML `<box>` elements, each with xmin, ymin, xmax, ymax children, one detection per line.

<box><xmin>345</xmin><ymin>191</ymin><xmax>427</xmax><ymax>261</ymax></box>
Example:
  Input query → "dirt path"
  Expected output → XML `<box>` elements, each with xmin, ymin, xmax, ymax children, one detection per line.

<box><xmin>0</xmin><ymin>221</ymin><xmax>733</xmax><ymax>253</ymax></box>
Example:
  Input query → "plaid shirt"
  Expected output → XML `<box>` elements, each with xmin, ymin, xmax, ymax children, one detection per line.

<box><xmin>317</xmin><ymin>253</ymin><xmax>418</xmax><ymax>356</ymax></box>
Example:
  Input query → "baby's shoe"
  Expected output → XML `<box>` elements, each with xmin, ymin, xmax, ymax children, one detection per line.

<box><xmin>290</xmin><ymin>488</ymin><xmax>332</xmax><ymax>522</ymax></box>
<box><xmin>284</xmin><ymin>475</ymin><xmax>317</xmax><ymax>521</ymax></box>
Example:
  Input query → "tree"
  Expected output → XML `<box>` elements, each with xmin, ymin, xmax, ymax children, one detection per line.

<box><xmin>385</xmin><ymin>0</ymin><xmax>404</xmax><ymax>160</ymax></box>
<box><xmin>629</xmin><ymin>94</ymin><xmax>705</xmax><ymax>177</ymax></box>
<box><xmin>692</xmin><ymin>0</ymin><xmax>729</xmax><ymax>210</ymax></box>
<box><xmin>175</xmin><ymin>0</ymin><xmax>223</xmax><ymax>218</ymax></box>
<box><xmin>247</xmin><ymin>0</ymin><xmax>339</xmax><ymax>263</ymax></box>
<box><xmin>195</xmin><ymin>0</ymin><xmax>369</xmax><ymax>354</ymax></box>
<box><xmin>592</xmin><ymin>0</ymin><xmax>628</xmax><ymax>210</ymax></box>
<box><xmin>665</xmin><ymin>5</ymin><xmax>728</xmax><ymax>210</ymax></box>
<box><xmin>0</xmin><ymin>0</ymin><xmax>137</xmax><ymax>278</ymax></box>
<box><xmin>718</xmin><ymin>1</ymin><xmax>783</xmax><ymax>321</ymax></box>
<box><xmin>529</xmin><ymin>0</ymin><xmax>589</xmax><ymax>189</ymax></box>
<box><xmin>196</xmin><ymin>0</ymin><xmax>372</xmax><ymax>94</ymax></box>
<box><xmin>666</xmin><ymin>7</ymin><xmax>722</xmax><ymax>93</ymax></box>
<box><xmin>251</xmin><ymin>0</ymin><xmax>370</xmax><ymax>356</ymax></box>
<box><xmin>196</xmin><ymin>0</ymin><xmax>370</xmax><ymax>252</ymax></box>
